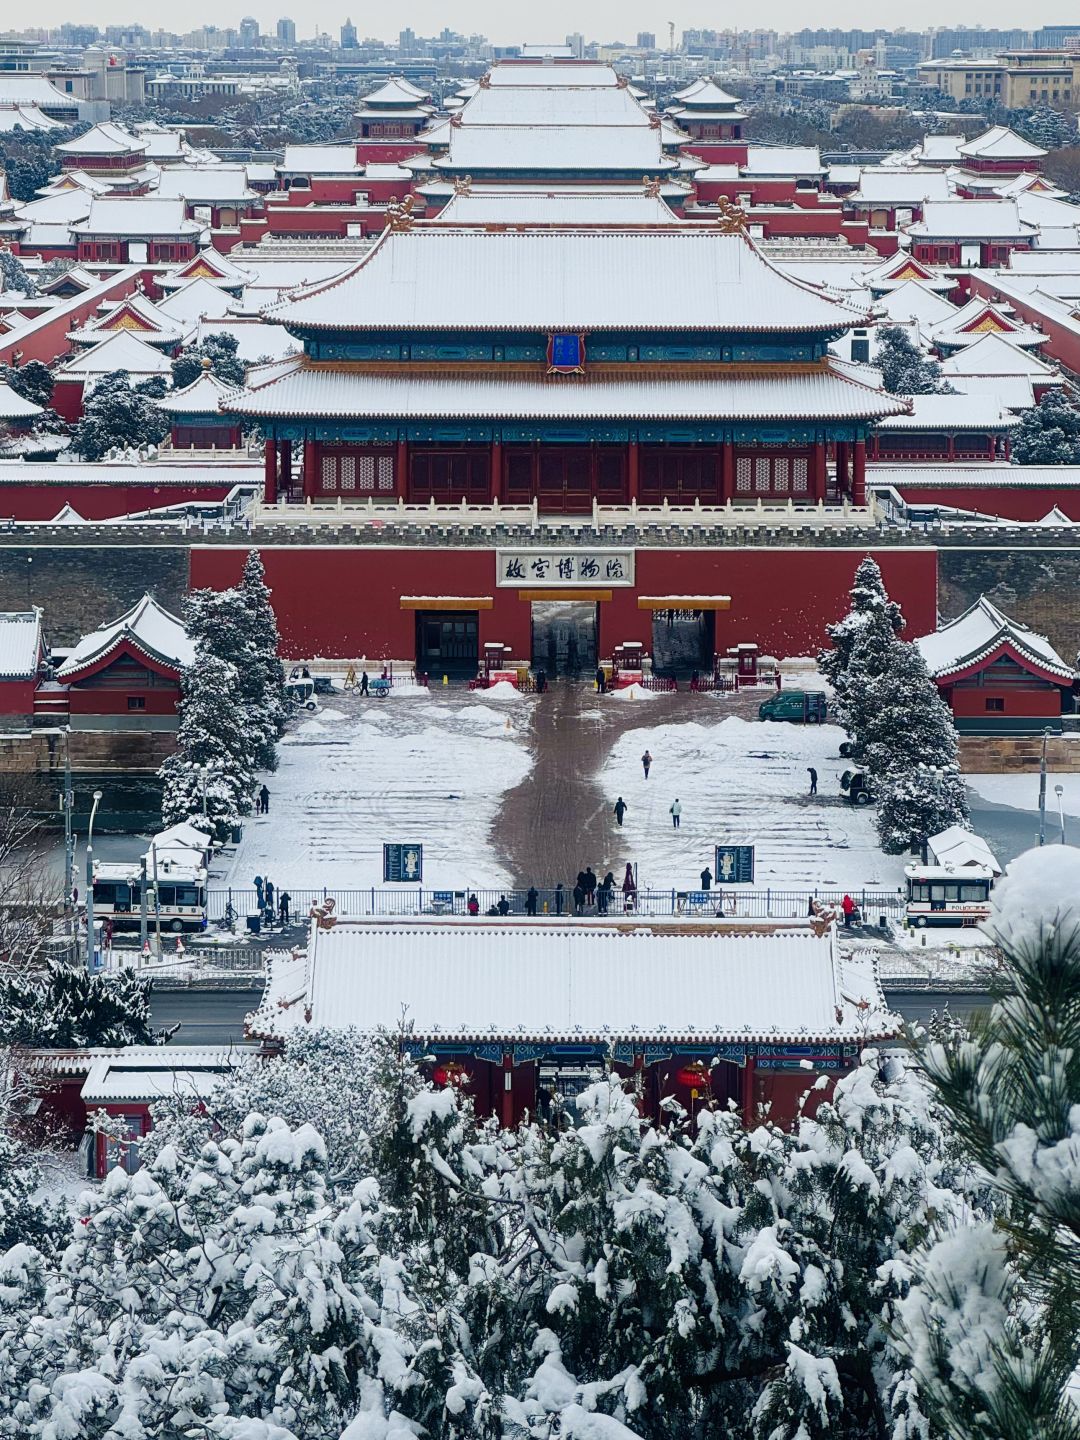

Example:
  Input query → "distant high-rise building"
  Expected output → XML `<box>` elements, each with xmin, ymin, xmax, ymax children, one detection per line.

<box><xmin>239</xmin><ymin>15</ymin><xmax>260</xmax><ymax>48</ymax></box>
<box><xmin>341</xmin><ymin>16</ymin><xmax>358</xmax><ymax>48</ymax></box>
<box><xmin>276</xmin><ymin>16</ymin><xmax>296</xmax><ymax>45</ymax></box>
<box><xmin>636</xmin><ymin>31</ymin><xmax>656</xmax><ymax>49</ymax></box>
<box><xmin>566</xmin><ymin>31</ymin><xmax>584</xmax><ymax>58</ymax></box>
<box><xmin>399</xmin><ymin>27</ymin><xmax>416</xmax><ymax>54</ymax></box>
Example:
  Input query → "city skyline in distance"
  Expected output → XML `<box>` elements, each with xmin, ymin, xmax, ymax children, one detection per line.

<box><xmin>16</xmin><ymin>4</ymin><xmax>1080</xmax><ymax>44</ymax></box>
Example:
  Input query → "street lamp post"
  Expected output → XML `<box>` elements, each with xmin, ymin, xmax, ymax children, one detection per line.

<box><xmin>1054</xmin><ymin>784</ymin><xmax>1066</xmax><ymax>845</ymax></box>
<box><xmin>1038</xmin><ymin>727</ymin><xmax>1052</xmax><ymax>846</ymax></box>
<box><xmin>85</xmin><ymin>789</ymin><xmax>103</xmax><ymax>970</ymax></box>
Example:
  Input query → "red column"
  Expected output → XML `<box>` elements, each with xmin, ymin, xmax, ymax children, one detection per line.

<box><xmin>988</xmin><ymin>435</ymin><xmax>997</xmax><ymax>460</ymax></box>
<box><xmin>501</xmin><ymin>1050</ymin><xmax>514</xmax><ymax>1129</ymax></box>
<box><xmin>633</xmin><ymin>1051</ymin><xmax>646</xmax><ymax>1117</ymax></box>
<box><xmin>836</xmin><ymin>441</ymin><xmax>849</xmax><ymax>496</ymax></box>
<box><xmin>872</xmin><ymin>433</ymin><xmax>881</xmax><ymax>461</ymax></box>
<box><xmin>302</xmin><ymin>439</ymin><xmax>318</xmax><ymax>500</ymax></box>
<box><xmin>490</xmin><ymin>437</ymin><xmax>502</xmax><ymax>503</ymax></box>
<box><xmin>740</xmin><ymin>1056</ymin><xmax>756</xmax><ymax>1126</ymax></box>
<box><xmin>813</xmin><ymin>442</ymin><xmax>827</xmax><ymax>502</ymax></box>
<box><xmin>852</xmin><ymin>439</ymin><xmax>866</xmax><ymax>506</ymax></box>
<box><xmin>720</xmin><ymin>441</ymin><xmax>734</xmax><ymax>503</ymax></box>
<box><xmin>946</xmin><ymin>434</ymin><xmax>956</xmax><ymax>462</ymax></box>
<box><xmin>279</xmin><ymin>439</ymin><xmax>292</xmax><ymax>497</ymax></box>
<box><xmin>263</xmin><ymin>439</ymin><xmax>277</xmax><ymax>504</ymax></box>
<box><xmin>627</xmin><ymin>438</ymin><xmax>639</xmax><ymax>504</ymax></box>
<box><xmin>396</xmin><ymin>437</ymin><xmax>409</xmax><ymax>500</ymax></box>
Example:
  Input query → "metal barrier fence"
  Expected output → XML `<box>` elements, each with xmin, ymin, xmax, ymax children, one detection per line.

<box><xmin>207</xmin><ymin>887</ymin><xmax>906</xmax><ymax>924</ymax></box>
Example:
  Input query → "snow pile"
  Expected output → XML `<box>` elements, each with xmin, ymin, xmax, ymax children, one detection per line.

<box><xmin>983</xmin><ymin>844</ymin><xmax>1080</xmax><ymax>950</ymax></box>
<box><xmin>608</xmin><ymin>683</ymin><xmax>657</xmax><ymax>702</ymax></box>
<box><xmin>482</xmin><ymin>680</ymin><xmax>523</xmax><ymax>700</ymax></box>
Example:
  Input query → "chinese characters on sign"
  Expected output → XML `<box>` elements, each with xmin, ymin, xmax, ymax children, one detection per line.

<box><xmin>547</xmin><ymin>332</ymin><xmax>586</xmax><ymax>373</ymax></box>
<box><xmin>496</xmin><ymin>550</ymin><xmax>635</xmax><ymax>588</ymax></box>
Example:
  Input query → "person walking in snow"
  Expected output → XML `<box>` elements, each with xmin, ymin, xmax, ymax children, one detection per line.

<box><xmin>622</xmin><ymin>863</ymin><xmax>637</xmax><ymax>911</ymax></box>
<box><xmin>572</xmin><ymin>882</ymin><xmax>585</xmax><ymax>916</ymax></box>
<box><xmin>254</xmin><ymin>875</ymin><xmax>264</xmax><ymax>908</ymax></box>
<box><xmin>807</xmin><ymin>767</ymin><xmax>818</xmax><ymax>796</ymax></box>
<box><xmin>259</xmin><ymin>784</ymin><xmax>270</xmax><ymax>815</ymax></box>
<box><xmin>595</xmin><ymin>666</ymin><xmax>607</xmax><ymax>694</ymax></box>
<box><xmin>700</xmin><ymin>866</ymin><xmax>712</xmax><ymax>891</ymax></box>
<box><xmin>670</xmin><ymin>798</ymin><xmax>682</xmax><ymax>829</ymax></box>
<box><xmin>842</xmin><ymin>893</ymin><xmax>856</xmax><ymax>929</ymax></box>
<box><xmin>584</xmin><ymin>867</ymin><xmax>597</xmax><ymax>906</ymax></box>
<box><xmin>526</xmin><ymin>886</ymin><xmax>538</xmax><ymax>917</ymax></box>
<box><xmin>360</xmin><ymin>670</ymin><xmax>369</xmax><ymax>697</ymax></box>
<box><xmin>598</xmin><ymin>871</ymin><xmax>615</xmax><ymax>915</ymax></box>
<box><xmin>614</xmin><ymin>796</ymin><xmax>627</xmax><ymax>827</ymax></box>
<box><xmin>641</xmin><ymin>749</ymin><xmax>652</xmax><ymax>779</ymax></box>
<box><xmin>278</xmin><ymin>891</ymin><xmax>291</xmax><ymax>925</ymax></box>
<box><xmin>265</xmin><ymin>878</ymin><xmax>275</xmax><ymax>912</ymax></box>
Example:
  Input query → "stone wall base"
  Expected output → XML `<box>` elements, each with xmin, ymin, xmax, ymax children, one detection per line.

<box><xmin>959</xmin><ymin>735</ymin><xmax>1080</xmax><ymax>774</ymax></box>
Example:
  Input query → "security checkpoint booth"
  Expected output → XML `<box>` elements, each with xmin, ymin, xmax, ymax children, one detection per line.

<box><xmin>249</xmin><ymin>918</ymin><xmax>901</xmax><ymax>1129</ymax></box>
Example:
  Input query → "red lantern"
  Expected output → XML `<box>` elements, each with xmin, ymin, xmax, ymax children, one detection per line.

<box><xmin>676</xmin><ymin>1060</ymin><xmax>711</xmax><ymax>1095</ymax></box>
<box><xmin>432</xmin><ymin>1061</ymin><xmax>466</xmax><ymax>1088</ymax></box>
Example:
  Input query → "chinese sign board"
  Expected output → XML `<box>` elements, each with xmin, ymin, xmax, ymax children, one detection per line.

<box><xmin>548</xmin><ymin>332</ymin><xmax>586</xmax><ymax>373</ymax></box>
<box><xmin>496</xmin><ymin>549</ymin><xmax>635</xmax><ymax>587</ymax></box>
<box><xmin>383</xmin><ymin>843</ymin><xmax>423</xmax><ymax>883</ymax></box>
<box><xmin>714</xmin><ymin>845</ymin><xmax>755</xmax><ymax>885</ymax></box>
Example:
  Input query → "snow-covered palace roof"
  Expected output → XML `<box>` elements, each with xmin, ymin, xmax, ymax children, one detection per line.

<box><xmin>248</xmin><ymin>922</ymin><xmax>900</xmax><ymax>1047</ymax></box>
<box><xmin>57</xmin><ymin>593</ymin><xmax>194</xmax><ymax>680</ymax></box>
<box><xmin>916</xmin><ymin>595</ymin><xmax>1075</xmax><ymax>684</ymax></box>
<box><xmin>263</xmin><ymin>226</ymin><xmax>872</xmax><ymax>334</ymax></box>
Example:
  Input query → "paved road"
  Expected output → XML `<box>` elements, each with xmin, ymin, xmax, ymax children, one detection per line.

<box><xmin>149</xmin><ymin>988</ymin><xmax>259</xmax><ymax>1045</ymax></box>
<box><xmin>967</xmin><ymin>794</ymin><xmax>1065</xmax><ymax>867</ymax></box>
<box><xmin>150</xmin><ymin>985</ymin><xmax>996</xmax><ymax>1048</ymax></box>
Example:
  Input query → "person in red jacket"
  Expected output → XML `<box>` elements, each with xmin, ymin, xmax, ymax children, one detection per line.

<box><xmin>841</xmin><ymin>894</ymin><xmax>856</xmax><ymax>928</ymax></box>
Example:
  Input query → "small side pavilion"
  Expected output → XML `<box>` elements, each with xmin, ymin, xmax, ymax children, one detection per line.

<box><xmin>248</xmin><ymin>919</ymin><xmax>900</xmax><ymax>1129</ymax></box>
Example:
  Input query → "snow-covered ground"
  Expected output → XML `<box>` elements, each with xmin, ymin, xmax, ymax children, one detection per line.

<box><xmin>222</xmin><ymin>695</ymin><xmax>533</xmax><ymax>894</ymax></box>
<box><xmin>598</xmin><ymin>716</ymin><xmax>908</xmax><ymax>892</ymax></box>
<box><xmin>968</xmin><ymin>772</ymin><xmax>1080</xmax><ymax>817</ymax></box>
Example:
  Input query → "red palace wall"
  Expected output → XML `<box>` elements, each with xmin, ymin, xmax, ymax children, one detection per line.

<box><xmin>0</xmin><ymin>270</ymin><xmax>145</xmax><ymax>368</ymax></box>
<box><xmin>966</xmin><ymin>274</ymin><xmax>1080</xmax><ymax>375</ymax></box>
<box><xmin>190</xmin><ymin>545</ymin><xmax>938</xmax><ymax>661</ymax></box>
<box><xmin>0</xmin><ymin>678</ymin><xmax>36</xmax><ymax>715</ymax></box>
<box><xmin>949</xmin><ymin>685</ymin><xmax>1058</xmax><ymax>718</ymax></box>
<box><xmin>889</xmin><ymin>483</ymin><xmax>1080</xmax><ymax>521</ymax></box>
<box><xmin>0</xmin><ymin>480</ymin><xmax>238</xmax><ymax>521</ymax></box>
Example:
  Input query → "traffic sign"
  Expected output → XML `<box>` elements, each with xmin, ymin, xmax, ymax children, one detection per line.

<box><xmin>383</xmin><ymin>843</ymin><xmax>423</xmax><ymax>883</ymax></box>
<box><xmin>715</xmin><ymin>845</ymin><xmax>755</xmax><ymax>884</ymax></box>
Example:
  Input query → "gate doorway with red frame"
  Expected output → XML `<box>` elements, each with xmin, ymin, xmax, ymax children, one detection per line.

<box><xmin>651</xmin><ymin>608</ymin><xmax>715</xmax><ymax>679</ymax></box>
<box><xmin>415</xmin><ymin>611</ymin><xmax>479</xmax><ymax>678</ymax></box>
<box><xmin>531</xmin><ymin>601</ymin><xmax>598</xmax><ymax>677</ymax></box>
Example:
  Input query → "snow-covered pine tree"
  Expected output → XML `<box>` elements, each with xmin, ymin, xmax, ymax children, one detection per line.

<box><xmin>1011</xmin><ymin>387</ymin><xmax>1080</xmax><ymax>465</ymax></box>
<box><xmin>0</xmin><ymin>248</ymin><xmax>35</xmax><ymax>298</ymax></box>
<box><xmin>170</xmin><ymin>332</ymin><xmax>246</xmax><ymax>391</ymax></box>
<box><xmin>0</xmin><ymin>360</ymin><xmax>53</xmax><ymax>409</ymax></box>
<box><xmin>859</xmin><ymin>634</ymin><xmax>970</xmax><ymax>852</ymax></box>
<box><xmin>1012</xmin><ymin>103</ymin><xmax>1077</xmax><ymax>152</ymax></box>
<box><xmin>819</xmin><ymin>556</ymin><xmax>904</xmax><ymax>742</ymax></box>
<box><xmin>241</xmin><ymin>548</ymin><xmax>288</xmax><ymax>740</ymax></box>
<box><xmin>184</xmin><ymin>580</ymin><xmax>280</xmax><ymax>773</ymax></box>
<box><xmin>898</xmin><ymin>846</ymin><xmax>1080</xmax><ymax>1440</ymax></box>
<box><xmin>0</xmin><ymin>960</ymin><xmax>152</xmax><ymax>1048</ymax></box>
<box><xmin>159</xmin><ymin>652</ymin><xmax>255</xmax><ymax>838</ymax></box>
<box><xmin>875</xmin><ymin>325</ymin><xmax>952</xmax><ymax>396</ymax></box>
<box><xmin>70</xmin><ymin>370</ymin><xmax>170</xmax><ymax>461</ymax></box>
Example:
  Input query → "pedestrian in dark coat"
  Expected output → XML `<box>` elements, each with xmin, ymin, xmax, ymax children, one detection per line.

<box><xmin>526</xmin><ymin>886</ymin><xmax>538</xmax><ymax>917</ymax></box>
<box><xmin>254</xmin><ymin>875</ymin><xmax>264</xmax><ymax>907</ymax></box>
<box><xmin>259</xmin><ymin>785</ymin><xmax>270</xmax><ymax>814</ymax></box>
<box><xmin>598</xmin><ymin>872</ymin><xmax>615</xmax><ymax>915</ymax></box>
<box><xmin>622</xmin><ymin>863</ymin><xmax>637</xmax><ymax>910</ymax></box>
<box><xmin>360</xmin><ymin>671</ymin><xmax>369</xmax><ymax>696</ymax></box>
<box><xmin>576</xmin><ymin>870</ymin><xmax>589</xmax><ymax>901</ymax></box>
<box><xmin>572</xmin><ymin>884</ymin><xmax>585</xmax><ymax>916</ymax></box>
<box><xmin>584</xmin><ymin>867</ymin><xmax>597</xmax><ymax>904</ymax></box>
<box><xmin>807</xmin><ymin>767</ymin><xmax>818</xmax><ymax>796</ymax></box>
<box><xmin>536</xmin><ymin>668</ymin><xmax>547</xmax><ymax>694</ymax></box>
<box><xmin>641</xmin><ymin>749</ymin><xmax>652</xmax><ymax>779</ymax></box>
<box><xmin>614</xmin><ymin>796</ymin><xmax>627</xmax><ymax>827</ymax></box>
<box><xmin>265</xmin><ymin>878</ymin><xmax>276</xmax><ymax>910</ymax></box>
<box><xmin>497</xmin><ymin>895</ymin><xmax>510</xmax><ymax>917</ymax></box>
<box><xmin>595</xmin><ymin>666</ymin><xmax>607</xmax><ymax>694</ymax></box>
<box><xmin>279</xmin><ymin>891</ymin><xmax>291</xmax><ymax>925</ymax></box>
<box><xmin>700</xmin><ymin>867</ymin><xmax>712</xmax><ymax>891</ymax></box>
<box><xmin>554</xmin><ymin>882</ymin><xmax>565</xmax><ymax>915</ymax></box>
<box><xmin>467</xmin><ymin>893</ymin><xmax>479</xmax><ymax>917</ymax></box>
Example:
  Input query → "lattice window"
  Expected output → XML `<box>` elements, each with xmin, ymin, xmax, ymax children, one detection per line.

<box><xmin>792</xmin><ymin>457</ymin><xmax>808</xmax><ymax>494</ymax></box>
<box><xmin>340</xmin><ymin>456</ymin><xmax>357</xmax><ymax>491</ymax></box>
<box><xmin>736</xmin><ymin>456</ymin><xmax>752</xmax><ymax>493</ymax></box>
<box><xmin>773</xmin><ymin>457</ymin><xmax>789</xmax><ymax>492</ymax></box>
<box><xmin>754</xmin><ymin>457</ymin><xmax>770</xmax><ymax>493</ymax></box>
<box><xmin>355</xmin><ymin>455</ymin><xmax>373</xmax><ymax>491</ymax></box>
<box><xmin>377</xmin><ymin>455</ymin><xmax>394</xmax><ymax>492</ymax></box>
<box><xmin>321</xmin><ymin>455</ymin><xmax>335</xmax><ymax>486</ymax></box>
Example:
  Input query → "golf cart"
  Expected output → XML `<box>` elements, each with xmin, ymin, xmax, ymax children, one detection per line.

<box><xmin>840</xmin><ymin>769</ymin><xmax>875</xmax><ymax>806</ymax></box>
<box><xmin>285</xmin><ymin>665</ymin><xmax>320</xmax><ymax>712</ymax></box>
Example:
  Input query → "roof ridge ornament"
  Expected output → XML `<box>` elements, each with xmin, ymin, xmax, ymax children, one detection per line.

<box><xmin>617</xmin><ymin>73</ymin><xmax>629</xmax><ymax>88</ymax></box>
<box><xmin>715</xmin><ymin>197</ymin><xmax>748</xmax><ymax>234</ymax></box>
<box><xmin>479</xmin><ymin>71</ymin><xmax>491</xmax><ymax>88</ymax></box>
<box><xmin>453</xmin><ymin>174</ymin><xmax>473</xmax><ymax>196</ymax></box>
<box><xmin>386</xmin><ymin>194</ymin><xmax>416</xmax><ymax>232</ymax></box>
<box><xmin>642</xmin><ymin>175</ymin><xmax>661</xmax><ymax>197</ymax></box>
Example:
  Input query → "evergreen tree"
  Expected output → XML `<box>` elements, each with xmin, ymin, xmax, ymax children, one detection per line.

<box><xmin>819</xmin><ymin>557</ymin><xmax>904</xmax><ymax>741</ymax></box>
<box><xmin>240</xmin><ymin>548</ymin><xmax>288</xmax><ymax>744</ymax></box>
<box><xmin>1011</xmin><ymin>388</ymin><xmax>1080</xmax><ymax>465</ymax></box>
<box><xmin>170</xmin><ymin>332</ymin><xmax>246</xmax><ymax>391</ymax></box>
<box><xmin>0</xmin><ymin>960</ymin><xmax>152</xmax><ymax>1048</ymax></box>
<box><xmin>875</xmin><ymin>325</ymin><xmax>953</xmax><ymax>396</ymax></box>
<box><xmin>1011</xmin><ymin>104</ymin><xmax>1078</xmax><ymax>152</ymax></box>
<box><xmin>70</xmin><ymin>371</ymin><xmax>170</xmax><ymax>461</ymax></box>
<box><xmin>0</xmin><ymin>248</ymin><xmax>35</xmax><ymax>297</ymax></box>
<box><xmin>899</xmin><ymin>846</ymin><xmax>1080</xmax><ymax>1440</ymax></box>
<box><xmin>159</xmin><ymin>652</ymin><xmax>255</xmax><ymax>838</ymax></box>
<box><xmin>0</xmin><ymin>360</ymin><xmax>53</xmax><ymax>409</ymax></box>
<box><xmin>184</xmin><ymin>584</ymin><xmax>279</xmax><ymax>773</ymax></box>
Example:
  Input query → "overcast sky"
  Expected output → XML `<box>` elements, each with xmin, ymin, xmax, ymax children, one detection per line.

<box><xmin>36</xmin><ymin>3</ymin><xmax>1063</xmax><ymax>42</ymax></box>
